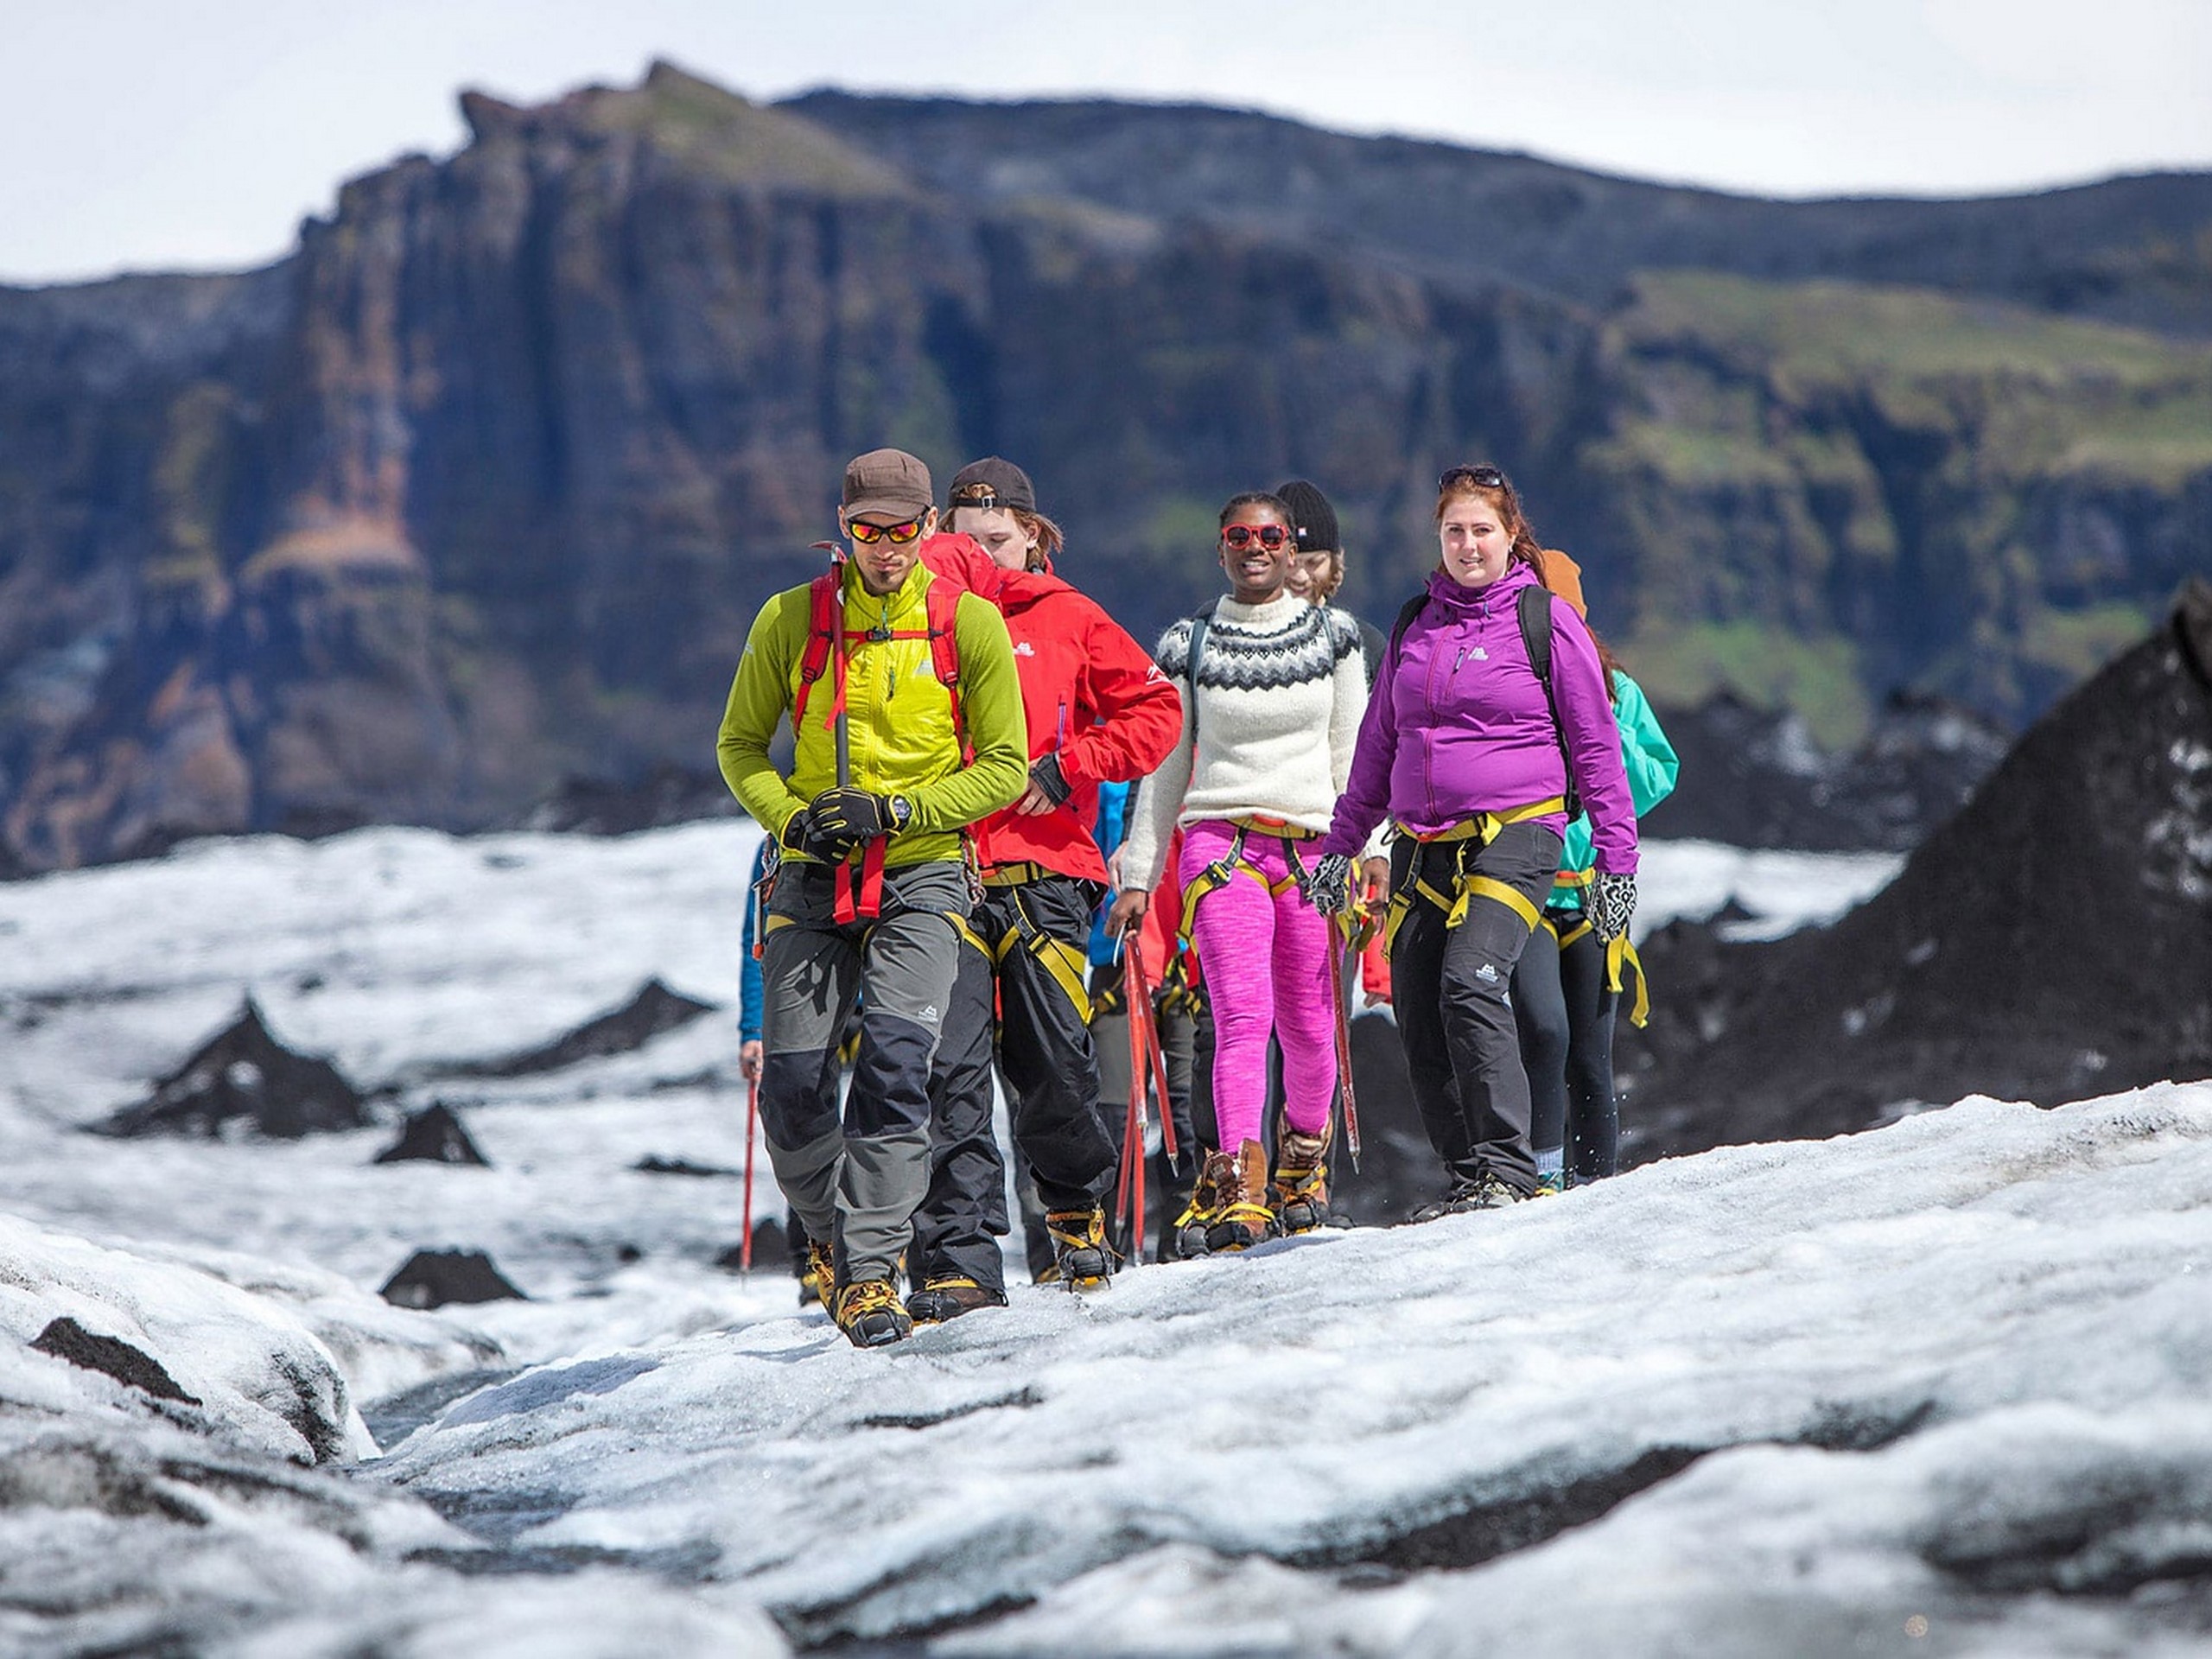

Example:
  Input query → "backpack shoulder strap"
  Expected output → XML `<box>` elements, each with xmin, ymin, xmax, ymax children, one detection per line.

<box><xmin>793</xmin><ymin>570</ymin><xmax>843</xmax><ymax>731</ymax></box>
<box><xmin>1183</xmin><ymin>597</ymin><xmax>1221</xmax><ymax>744</ymax></box>
<box><xmin>1516</xmin><ymin>583</ymin><xmax>1554</xmax><ymax>685</ymax></box>
<box><xmin>1516</xmin><ymin>582</ymin><xmax>1580</xmax><ymax>817</ymax></box>
<box><xmin>925</xmin><ymin>580</ymin><xmax>969</xmax><ymax>759</ymax></box>
<box><xmin>1388</xmin><ymin>593</ymin><xmax>1428</xmax><ymax>666</ymax></box>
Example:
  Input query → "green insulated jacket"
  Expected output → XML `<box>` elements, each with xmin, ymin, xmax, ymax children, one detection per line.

<box><xmin>717</xmin><ymin>560</ymin><xmax>1028</xmax><ymax>868</ymax></box>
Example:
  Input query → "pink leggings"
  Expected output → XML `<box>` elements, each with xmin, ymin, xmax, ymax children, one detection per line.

<box><xmin>1179</xmin><ymin>819</ymin><xmax>1338</xmax><ymax>1151</ymax></box>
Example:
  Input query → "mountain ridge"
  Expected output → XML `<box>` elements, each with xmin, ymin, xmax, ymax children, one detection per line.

<box><xmin>0</xmin><ymin>67</ymin><xmax>2206</xmax><ymax>868</ymax></box>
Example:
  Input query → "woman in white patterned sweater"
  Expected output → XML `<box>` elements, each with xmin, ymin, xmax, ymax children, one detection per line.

<box><xmin>1106</xmin><ymin>492</ymin><xmax>1370</xmax><ymax>1254</ymax></box>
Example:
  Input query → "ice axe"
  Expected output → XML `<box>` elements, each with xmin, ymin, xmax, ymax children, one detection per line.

<box><xmin>1325</xmin><ymin>917</ymin><xmax>1363</xmax><ymax>1173</ymax></box>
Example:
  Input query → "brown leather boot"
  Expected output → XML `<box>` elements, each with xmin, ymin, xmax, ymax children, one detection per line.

<box><xmin>1204</xmin><ymin>1140</ymin><xmax>1278</xmax><ymax>1255</ymax></box>
<box><xmin>1273</xmin><ymin>1121</ymin><xmax>1333</xmax><ymax>1235</ymax></box>
<box><xmin>1173</xmin><ymin>1153</ymin><xmax>1220</xmax><ymax>1259</ymax></box>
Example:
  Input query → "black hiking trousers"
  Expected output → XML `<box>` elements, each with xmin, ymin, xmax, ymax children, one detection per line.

<box><xmin>1513</xmin><ymin>907</ymin><xmax>1623</xmax><ymax>1181</ymax></box>
<box><xmin>909</xmin><ymin>874</ymin><xmax>1120</xmax><ymax>1295</ymax></box>
<box><xmin>1389</xmin><ymin>821</ymin><xmax>1564</xmax><ymax>1198</ymax></box>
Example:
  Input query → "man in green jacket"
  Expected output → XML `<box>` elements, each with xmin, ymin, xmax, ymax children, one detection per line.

<box><xmin>718</xmin><ymin>448</ymin><xmax>1028</xmax><ymax>1347</ymax></box>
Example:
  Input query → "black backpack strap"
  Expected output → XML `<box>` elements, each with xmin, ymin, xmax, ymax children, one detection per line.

<box><xmin>1387</xmin><ymin>594</ymin><xmax>1428</xmax><ymax>666</ymax></box>
<box><xmin>1183</xmin><ymin>597</ymin><xmax>1220</xmax><ymax>745</ymax></box>
<box><xmin>1516</xmin><ymin>583</ymin><xmax>1580</xmax><ymax>819</ymax></box>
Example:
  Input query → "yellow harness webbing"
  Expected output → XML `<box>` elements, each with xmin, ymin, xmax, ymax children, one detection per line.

<box><xmin>1174</xmin><ymin>821</ymin><xmax>1316</xmax><ymax>951</ymax></box>
<box><xmin>1383</xmin><ymin>798</ymin><xmax>1564</xmax><ymax>948</ymax></box>
<box><xmin>1607</xmin><ymin>935</ymin><xmax>1651</xmax><ymax>1028</ymax></box>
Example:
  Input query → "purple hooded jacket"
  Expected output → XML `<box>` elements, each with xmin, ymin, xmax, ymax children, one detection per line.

<box><xmin>1320</xmin><ymin>561</ymin><xmax>1638</xmax><ymax>873</ymax></box>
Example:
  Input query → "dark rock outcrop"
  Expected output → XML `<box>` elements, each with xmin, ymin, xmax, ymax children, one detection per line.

<box><xmin>1619</xmin><ymin>583</ymin><xmax>2212</xmax><ymax>1158</ymax></box>
<box><xmin>3</xmin><ymin>66</ymin><xmax>2208</xmax><ymax>869</ymax></box>
<box><xmin>32</xmin><ymin>1318</ymin><xmax>200</xmax><ymax>1406</ymax></box>
<box><xmin>373</xmin><ymin>1103</ymin><xmax>490</xmax><ymax>1166</ymax></box>
<box><xmin>461</xmin><ymin>978</ymin><xmax>717</xmax><ymax>1077</ymax></box>
<box><xmin>96</xmin><ymin>998</ymin><xmax>369</xmax><ymax>1139</ymax></box>
<box><xmin>632</xmin><ymin>1154</ymin><xmax>736</xmax><ymax>1178</ymax></box>
<box><xmin>1655</xmin><ymin>689</ymin><xmax>2012</xmax><ymax>851</ymax></box>
<box><xmin>715</xmin><ymin>1215</ymin><xmax>789</xmax><ymax>1273</ymax></box>
<box><xmin>378</xmin><ymin>1249</ymin><xmax>525</xmax><ymax>1309</ymax></box>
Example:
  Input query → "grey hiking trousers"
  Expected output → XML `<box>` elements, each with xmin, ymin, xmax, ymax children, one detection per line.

<box><xmin>758</xmin><ymin>857</ymin><xmax>970</xmax><ymax>1285</ymax></box>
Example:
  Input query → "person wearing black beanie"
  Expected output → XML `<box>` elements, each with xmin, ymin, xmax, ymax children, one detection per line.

<box><xmin>1277</xmin><ymin>479</ymin><xmax>1386</xmax><ymax>686</ymax></box>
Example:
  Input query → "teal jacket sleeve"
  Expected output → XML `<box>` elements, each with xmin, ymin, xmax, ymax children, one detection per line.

<box><xmin>1554</xmin><ymin>671</ymin><xmax>1680</xmax><ymax>902</ymax></box>
<box><xmin>1613</xmin><ymin>673</ymin><xmax>1680</xmax><ymax>818</ymax></box>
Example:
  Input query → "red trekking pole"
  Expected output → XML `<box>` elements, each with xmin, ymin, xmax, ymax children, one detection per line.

<box><xmin>1122</xmin><ymin>947</ymin><xmax>1179</xmax><ymax>1166</ymax></box>
<box><xmin>740</xmin><ymin>1071</ymin><xmax>760</xmax><ymax>1275</ymax></box>
<box><xmin>1325</xmin><ymin>919</ymin><xmax>1363</xmax><ymax>1173</ymax></box>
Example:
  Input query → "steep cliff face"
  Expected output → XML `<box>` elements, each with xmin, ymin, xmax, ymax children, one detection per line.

<box><xmin>0</xmin><ymin>66</ymin><xmax>2206</xmax><ymax>868</ymax></box>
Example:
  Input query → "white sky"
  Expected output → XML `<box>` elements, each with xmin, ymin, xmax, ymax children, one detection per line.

<box><xmin>4</xmin><ymin>0</ymin><xmax>2211</xmax><ymax>284</ymax></box>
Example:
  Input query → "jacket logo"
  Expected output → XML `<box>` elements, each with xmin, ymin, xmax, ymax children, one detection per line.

<box><xmin>1014</xmin><ymin>642</ymin><xmax>1037</xmax><ymax>657</ymax></box>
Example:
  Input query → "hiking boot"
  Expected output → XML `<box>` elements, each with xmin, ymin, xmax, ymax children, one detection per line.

<box><xmin>1408</xmin><ymin>1168</ymin><xmax>1529</xmax><ymax>1221</ymax></box>
<box><xmin>1462</xmin><ymin>1171</ymin><xmax>1530</xmax><ymax>1210</ymax></box>
<box><xmin>834</xmin><ymin>1277</ymin><xmax>912</xmax><ymax>1348</ymax></box>
<box><xmin>1173</xmin><ymin>1153</ymin><xmax>1221</xmax><ymax>1259</ymax></box>
<box><xmin>801</xmin><ymin>1240</ymin><xmax>836</xmax><ymax>1308</ymax></box>
<box><xmin>1532</xmin><ymin>1169</ymin><xmax>1566</xmax><ymax>1198</ymax></box>
<box><xmin>906</xmin><ymin>1275</ymin><xmax>1007</xmax><ymax>1325</ymax></box>
<box><xmin>1272</xmin><ymin>1123</ymin><xmax>1333</xmax><ymax>1235</ymax></box>
<box><xmin>1045</xmin><ymin>1205</ymin><xmax>1117</xmax><ymax>1292</ymax></box>
<box><xmin>1203</xmin><ymin>1141</ymin><xmax>1278</xmax><ymax>1255</ymax></box>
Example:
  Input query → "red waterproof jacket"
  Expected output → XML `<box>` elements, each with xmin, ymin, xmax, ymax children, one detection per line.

<box><xmin>920</xmin><ymin>537</ymin><xmax>1184</xmax><ymax>884</ymax></box>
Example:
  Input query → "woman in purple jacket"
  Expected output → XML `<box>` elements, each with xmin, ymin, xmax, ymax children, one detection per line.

<box><xmin>1309</xmin><ymin>466</ymin><xmax>1638</xmax><ymax>1212</ymax></box>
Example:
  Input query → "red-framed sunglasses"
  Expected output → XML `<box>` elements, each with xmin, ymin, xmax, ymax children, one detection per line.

<box><xmin>847</xmin><ymin>516</ymin><xmax>927</xmax><ymax>545</ymax></box>
<box><xmin>1221</xmin><ymin>524</ymin><xmax>1291</xmax><ymax>551</ymax></box>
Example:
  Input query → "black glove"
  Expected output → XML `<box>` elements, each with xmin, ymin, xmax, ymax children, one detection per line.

<box><xmin>1306</xmin><ymin>853</ymin><xmax>1355</xmax><ymax>916</ymax></box>
<box><xmin>1590</xmin><ymin>870</ymin><xmax>1637</xmax><ymax>943</ymax></box>
<box><xmin>808</xmin><ymin>786</ymin><xmax>908</xmax><ymax>844</ymax></box>
<box><xmin>1028</xmin><ymin>753</ymin><xmax>1072</xmax><ymax>807</ymax></box>
<box><xmin>780</xmin><ymin>807</ymin><xmax>849</xmax><ymax>862</ymax></box>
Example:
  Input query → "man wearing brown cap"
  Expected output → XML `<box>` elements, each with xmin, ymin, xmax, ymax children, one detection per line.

<box><xmin>717</xmin><ymin>448</ymin><xmax>1028</xmax><ymax>1347</ymax></box>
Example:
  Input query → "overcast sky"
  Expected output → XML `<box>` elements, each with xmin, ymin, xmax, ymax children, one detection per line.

<box><xmin>6</xmin><ymin>0</ymin><xmax>2209</xmax><ymax>284</ymax></box>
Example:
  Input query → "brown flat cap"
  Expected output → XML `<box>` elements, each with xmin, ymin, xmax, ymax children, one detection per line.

<box><xmin>842</xmin><ymin>448</ymin><xmax>934</xmax><ymax>519</ymax></box>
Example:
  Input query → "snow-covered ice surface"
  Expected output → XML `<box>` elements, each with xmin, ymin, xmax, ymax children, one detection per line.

<box><xmin>10</xmin><ymin>823</ymin><xmax>2209</xmax><ymax>1656</ymax></box>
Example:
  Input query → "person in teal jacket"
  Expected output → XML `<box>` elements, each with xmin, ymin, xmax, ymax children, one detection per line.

<box><xmin>1513</xmin><ymin>647</ymin><xmax>1677</xmax><ymax>1188</ymax></box>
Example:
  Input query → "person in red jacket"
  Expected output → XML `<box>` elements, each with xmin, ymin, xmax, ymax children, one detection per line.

<box><xmin>905</xmin><ymin>458</ymin><xmax>1185</xmax><ymax>1319</ymax></box>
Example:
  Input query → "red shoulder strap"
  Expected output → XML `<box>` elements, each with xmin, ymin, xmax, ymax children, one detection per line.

<box><xmin>793</xmin><ymin>571</ymin><xmax>842</xmax><ymax>732</ymax></box>
<box><xmin>925</xmin><ymin>580</ymin><xmax>970</xmax><ymax>760</ymax></box>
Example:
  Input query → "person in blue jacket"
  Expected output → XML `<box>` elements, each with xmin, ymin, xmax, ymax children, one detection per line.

<box><xmin>739</xmin><ymin>835</ymin><xmax>821</xmax><ymax>1301</ymax></box>
<box><xmin>1513</xmin><ymin>618</ymin><xmax>1678</xmax><ymax>1189</ymax></box>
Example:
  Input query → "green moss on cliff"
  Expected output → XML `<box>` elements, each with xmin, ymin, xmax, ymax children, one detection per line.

<box><xmin>1620</xmin><ymin>271</ymin><xmax>2212</xmax><ymax>485</ymax></box>
<box><xmin>1624</xmin><ymin>620</ymin><xmax>1871</xmax><ymax>750</ymax></box>
<box><xmin>581</xmin><ymin>62</ymin><xmax>910</xmax><ymax>199</ymax></box>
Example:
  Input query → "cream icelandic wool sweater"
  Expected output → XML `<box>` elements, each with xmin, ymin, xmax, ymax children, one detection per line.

<box><xmin>1122</xmin><ymin>592</ymin><xmax>1371</xmax><ymax>892</ymax></box>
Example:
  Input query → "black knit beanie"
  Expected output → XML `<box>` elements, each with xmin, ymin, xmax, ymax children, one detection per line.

<box><xmin>1276</xmin><ymin>479</ymin><xmax>1340</xmax><ymax>553</ymax></box>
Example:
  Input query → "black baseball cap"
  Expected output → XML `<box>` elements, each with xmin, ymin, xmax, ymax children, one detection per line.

<box><xmin>947</xmin><ymin>457</ymin><xmax>1037</xmax><ymax>514</ymax></box>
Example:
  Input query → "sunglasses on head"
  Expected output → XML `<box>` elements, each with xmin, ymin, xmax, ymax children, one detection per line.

<box><xmin>847</xmin><ymin>515</ymin><xmax>926</xmax><ymax>545</ymax></box>
<box><xmin>1440</xmin><ymin>465</ymin><xmax>1508</xmax><ymax>491</ymax></box>
<box><xmin>1221</xmin><ymin>524</ymin><xmax>1291</xmax><ymax>551</ymax></box>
